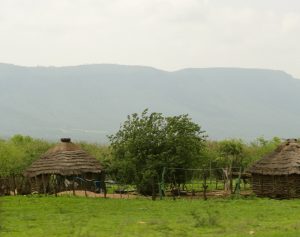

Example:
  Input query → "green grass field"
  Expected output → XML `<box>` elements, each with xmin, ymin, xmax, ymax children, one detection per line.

<box><xmin>1</xmin><ymin>196</ymin><xmax>300</xmax><ymax>237</ymax></box>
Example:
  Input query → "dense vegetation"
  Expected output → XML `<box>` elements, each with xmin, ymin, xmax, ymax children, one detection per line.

<box><xmin>2</xmin><ymin>196</ymin><xmax>300</xmax><ymax>237</ymax></box>
<box><xmin>108</xmin><ymin>110</ymin><xmax>207</xmax><ymax>196</ymax></box>
<box><xmin>0</xmin><ymin>111</ymin><xmax>282</xmax><ymax>196</ymax></box>
<box><xmin>0</xmin><ymin>135</ymin><xmax>280</xmax><ymax>192</ymax></box>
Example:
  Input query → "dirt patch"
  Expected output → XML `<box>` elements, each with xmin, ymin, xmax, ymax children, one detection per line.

<box><xmin>57</xmin><ymin>190</ymin><xmax>252</xmax><ymax>199</ymax></box>
<box><xmin>57</xmin><ymin>190</ymin><xmax>141</xmax><ymax>199</ymax></box>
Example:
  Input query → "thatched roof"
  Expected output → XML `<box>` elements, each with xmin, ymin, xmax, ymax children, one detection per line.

<box><xmin>249</xmin><ymin>139</ymin><xmax>300</xmax><ymax>175</ymax></box>
<box><xmin>25</xmin><ymin>138</ymin><xmax>103</xmax><ymax>177</ymax></box>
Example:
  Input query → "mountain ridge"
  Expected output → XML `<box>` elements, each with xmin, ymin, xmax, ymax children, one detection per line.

<box><xmin>0</xmin><ymin>63</ymin><xmax>299</xmax><ymax>142</ymax></box>
<box><xmin>0</xmin><ymin>63</ymin><xmax>297</xmax><ymax>78</ymax></box>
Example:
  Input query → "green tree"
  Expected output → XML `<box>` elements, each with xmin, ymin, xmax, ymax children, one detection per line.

<box><xmin>9</xmin><ymin>135</ymin><xmax>52</xmax><ymax>175</ymax></box>
<box><xmin>108</xmin><ymin>109</ymin><xmax>207</xmax><ymax>197</ymax></box>
<box><xmin>243</xmin><ymin>136</ymin><xmax>281</xmax><ymax>167</ymax></box>
<box><xmin>0</xmin><ymin>135</ymin><xmax>52</xmax><ymax>178</ymax></box>
<box><xmin>218</xmin><ymin>139</ymin><xmax>244</xmax><ymax>168</ymax></box>
<box><xmin>217</xmin><ymin>139</ymin><xmax>245</xmax><ymax>193</ymax></box>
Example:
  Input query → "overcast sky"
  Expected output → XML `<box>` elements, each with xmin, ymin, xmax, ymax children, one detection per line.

<box><xmin>1</xmin><ymin>0</ymin><xmax>300</xmax><ymax>78</ymax></box>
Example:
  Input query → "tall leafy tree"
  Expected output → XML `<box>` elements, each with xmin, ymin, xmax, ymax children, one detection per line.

<box><xmin>108</xmin><ymin>109</ymin><xmax>207</xmax><ymax>196</ymax></box>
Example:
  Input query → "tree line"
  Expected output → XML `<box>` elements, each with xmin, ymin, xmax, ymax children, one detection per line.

<box><xmin>0</xmin><ymin>110</ymin><xmax>281</xmax><ymax>195</ymax></box>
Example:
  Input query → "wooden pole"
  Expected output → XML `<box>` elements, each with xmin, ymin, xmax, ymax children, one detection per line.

<box><xmin>20</xmin><ymin>176</ymin><xmax>26</xmax><ymax>195</ymax></box>
<box><xmin>261</xmin><ymin>172</ymin><xmax>264</xmax><ymax>196</ymax></box>
<box><xmin>53</xmin><ymin>174</ymin><xmax>57</xmax><ymax>197</ymax></box>
<box><xmin>151</xmin><ymin>177</ymin><xmax>156</xmax><ymax>201</ymax></box>
<box><xmin>209</xmin><ymin>160</ymin><xmax>212</xmax><ymax>186</ymax></box>
<box><xmin>272</xmin><ymin>175</ymin><xmax>275</xmax><ymax>197</ymax></box>
<box><xmin>84</xmin><ymin>178</ymin><xmax>87</xmax><ymax>197</ymax></box>
<box><xmin>234</xmin><ymin>167</ymin><xmax>242</xmax><ymax>195</ymax></box>
<box><xmin>229</xmin><ymin>161</ymin><xmax>233</xmax><ymax>194</ymax></box>
<box><xmin>203</xmin><ymin>174</ymin><xmax>208</xmax><ymax>200</ymax></box>
<box><xmin>35</xmin><ymin>176</ymin><xmax>38</xmax><ymax>193</ymax></box>
<box><xmin>160</xmin><ymin>167</ymin><xmax>166</xmax><ymax>200</ymax></box>
<box><xmin>223</xmin><ymin>172</ymin><xmax>226</xmax><ymax>191</ymax></box>
<box><xmin>41</xmin><ymin>174</ymin><xmax>46</xmax><ymax>195</ymax></box>
<box><xmin>54</xmin><ymin>184</ymin><xmax>57</xmax><ymax>197</ymax></box>
<box><xmin>72</xmin><ymin>176</ymin><xmax>75</xmax><ymax>196</ymax></box>
<box><xmin>104</xmin><ymin>182</ymin><xmax>107</xmax><ymax>199</ymax></box>
<box><xmin>102</xmin><ymin>172</ymin><xmax>107</xmax><ymax>199</ymax></box>
<box><xmin>12</xmin><ymin>174</ymin><xmax>16</xmax><ymax>196</ymax></box>
<box><xmin>29</xmin><ymin>178</ymin><xmax>32</xmax><ymax>194</ymax></box>
<box><xmin>287</xmin><ymin>173</ymin><xmax>290</xmax><ymax>199</ymax></box>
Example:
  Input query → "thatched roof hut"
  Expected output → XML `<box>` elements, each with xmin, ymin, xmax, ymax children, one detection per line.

<box><xmin>25</xmin><ymin>138</ymin><xmax>104</xmax><ymax>194</ymax></box>
<box><xmin>249</xmin><ymin>139</ymin><xmax>300</xmax><ymax>198</ymax></box>
<box><xmin>25</xmin><ymin>138</ymin><xmax>102</xmax><ymax>177</ymax></box>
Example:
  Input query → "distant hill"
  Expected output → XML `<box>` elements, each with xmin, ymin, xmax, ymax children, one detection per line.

<box><xmin>0</xmin><ymin>63</ymin><xmax>299</xmax><ymax>142</ymax></box>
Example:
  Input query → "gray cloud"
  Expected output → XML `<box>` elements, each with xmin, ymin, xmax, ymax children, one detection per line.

<box><xmin>0</xmin><ymin>0</ymin><xmax>299</xmax><ymax>77</ymax></box>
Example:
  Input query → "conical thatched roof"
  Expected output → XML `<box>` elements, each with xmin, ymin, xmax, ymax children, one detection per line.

<box><xmin>249</xmin><ymin>139</ymin><xmax>300</xmax><ymax>175</ymax></box>
<box><xmin>25</xmin><ymin>138</ymin><xmax>103</xmax><ymax>177</ymax></box>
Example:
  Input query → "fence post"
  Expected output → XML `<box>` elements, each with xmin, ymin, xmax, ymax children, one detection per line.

<box><xmin>41</xmin><ymin>174</ymin><xmax>46</xmax><ymax>195</ymax></box>
<box><xmin>159</xmin><ymin>167</ymin><xmax>166</xmax><ymax>200</ymax></box>
<box><xmin>101</xmin><ymin>172</ymin><xmax>107</xmax><ymax>198</ymax></box>
<box><xmin>234</xmin><ymin>167</ymin><xmax>242</xmax><ymax>196</ymax></box>
<box><xmin>84</xmin><ymin>178</ymin><xmax>87</xmax><ymax>197</ymax></box>
<box><xmin>203</xmin><ymin>173</ymin><xmax>208</xmax><ymax>200</ymax></box>
<box><xmin>72</xmin><ymin>175</ymin><xmax>76</xmax><ymax>196</ymax></box>
<box><xmin>12</xmin><ymin>174</ymin><xmax>16</xmax><ymax>196</ymax></box>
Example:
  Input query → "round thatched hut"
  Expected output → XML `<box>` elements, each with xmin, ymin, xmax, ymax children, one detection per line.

<box><xmin>249</xmin><ymin>139</ymin><xmax>300</xmax><ymax>198</ymax></box>
<box><xmin>25</xmin><ymin>138</ymin><xmax>105</xmax><ymax>195</ymax></box>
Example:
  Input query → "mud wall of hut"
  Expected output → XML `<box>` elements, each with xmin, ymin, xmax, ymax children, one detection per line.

<box><xmin>252</xmin><ymin>174</ymin><xmax>300</xmax><ymax>198</ymax></box>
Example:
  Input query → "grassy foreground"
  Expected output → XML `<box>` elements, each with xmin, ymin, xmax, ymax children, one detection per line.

<box><xmin>1</xmin><ymin>196</ymin><xmax>300</xmax><ymax>237</ymax></box>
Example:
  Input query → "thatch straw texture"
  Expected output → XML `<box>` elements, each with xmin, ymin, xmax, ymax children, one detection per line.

<box><xmin>249</xmin><ymin>139</ymin><xmax>300</xmax><ymax>198</ymax></box>
<box><xmin>249</xmin><ymin>139</ymin><xmax>300</xmax><ymax>175</ymax></box>
<box><xmin>25</xmin><ymin>139</ymin><xmax>102</xmax><ymax>178</ymax></box>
